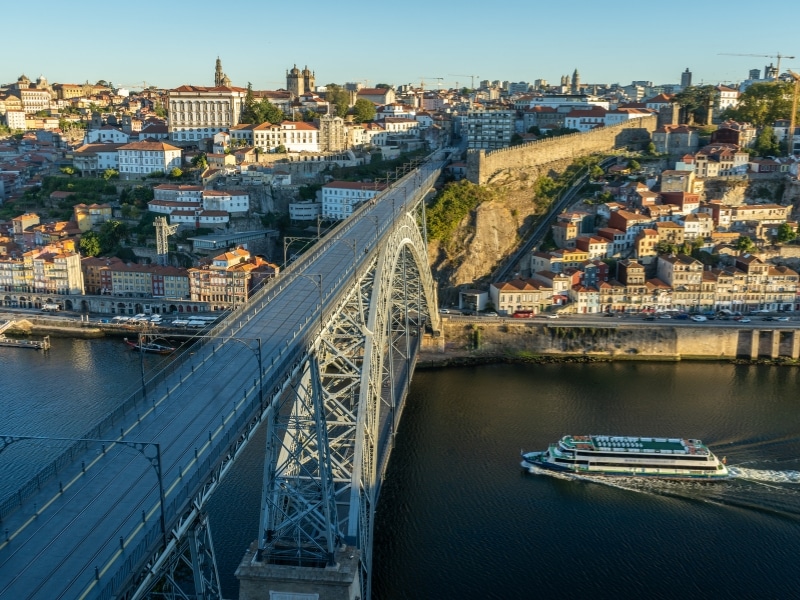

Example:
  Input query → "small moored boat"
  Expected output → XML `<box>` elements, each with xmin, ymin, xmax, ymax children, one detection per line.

<box><xmin>124</xmin><ymin>337</ymin><xmax>176</xmax><ymax>355</ymax></box>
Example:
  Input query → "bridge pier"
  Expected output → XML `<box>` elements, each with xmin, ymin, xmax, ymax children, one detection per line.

<box><xmin>236</xmin><ymin>542</ymin><xmax>361</xmax><ymax>600</ymax></box>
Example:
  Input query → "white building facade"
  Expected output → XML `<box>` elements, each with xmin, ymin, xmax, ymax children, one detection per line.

<box><xmin>321</xmin><ymin>181</ymin><xmax>387</xmax><ymax>220</ymax></box>
<box><xmin>118</xmin><ymin>140</ymin><xmax>182</xmax><ymax>178</ymax></box>
<box><xmin>167</xmin><ymin>85</ymin><xmax>248</xmax><ymax>143</ymax></box>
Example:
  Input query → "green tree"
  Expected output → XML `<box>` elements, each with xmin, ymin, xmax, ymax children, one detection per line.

<box><xmin>673</xmin><ymin>85</ymin><xmax>716</xmax><ymax>125</ymax></box>
<box><xmin>168</xmin><ymin>167</ymin><xmax>183</xmax><ymax>179</ymax></box>
<box><xmin>628</xmin><ymin>159</ymin><xmax>641</xmax><ymax>171</ymax></box>
<box><xmin>720</xmin><ymin>81</ymin><xmax>793</xmax><ymax>128</ymax></box>
<box><xmin>325</xmin><ymin>84</ymin><xmax>351</xmax><ymax>118</ymax></box>
<box><xmin>752</xmin><ymin>126</ymin><xmax>780</xmax><ymax>157</ymax></box>
<box><xmin>60</xmin><ymin>166</ymin><xmax>76</xmax><ymax>176</ymax></box>
<box><xmin>352</xmin><ymin>98</ymin><xmax>376</xmax><ymax>123</ymax></box>
<box><xmin>656</xmin><ymin>241</ymin><xmax>676</xmax><ymax>255</ymax></box>
<box><xmin>510</xmin><ymin>133</ymin><xmax>524</xmax><ymax>146</ymax></box>
<box><xmin>79</xmin><ymin>231</ymin><xmax>101</xmax><ymax>257</ymax></box>
<box><xmin>735</xmin><ymin>236</ymin><xmax>756</xmax><ymax>253</ymax></box>
<box><xmin>152</xmin><ymin>101</ymin><xmax>167</xmax><ymax>118</ymax></box>
<box><xmin>191</xmin><ymin>153</ymin><xmax>208</xmax><ymax>170</ymax></box>
<box><xmin>776</xmin><ymin>222</ymin><xmax>797</xmax><ymax>244</ymax></box>
<box><xmin>102</xmin><ymin>168</ymin><xmax>119</xmax><ymax>180</ymax></box>
<box><xmin>375</xmin><ymin>83</ymin><xmax>391</xmax><ymax>89</ymax></box>
<box><xmin>98</xmin><ymin>220</ymin><xmax>129</xmax><ymax>253</ymax></box>
<box><xmin>645</xmin><ymin>141</ymin><xmax>656</xmax><ymax>156</ymax></box>
<box><xmin>527</xmin><ymin>125</ymin><xmax>541</xmax><ymax>135</ymax></box>
<box><xmin>275</xmin><ymin>144</ymin><xmax>287</xmax><ymax>154</ymax></box>
<box><xmin>589</xmin><ymin>165</ymin><xmax>605</xmax><ymax>180</ymax></box>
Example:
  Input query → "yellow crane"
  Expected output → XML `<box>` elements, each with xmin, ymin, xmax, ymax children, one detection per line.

<box><xmin>788</xmin><ymin>70</ymin><xmax>800</xmax><ymax>156</ymax></box>
<box><xmin>718</xmin><ymin>52</ymin><xmax>795</xmax><ymax>79</ymax></box>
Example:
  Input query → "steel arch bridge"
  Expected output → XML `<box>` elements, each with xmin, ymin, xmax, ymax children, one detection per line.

<box><xmin>254</xmin><ymin>207</ymin><xmax>440</xmax><ymax>599</ymax></box>
<box><xmin>0</xmin><ymin>160</ymin><xmax>447</xmax><ymax>600</ymax></box>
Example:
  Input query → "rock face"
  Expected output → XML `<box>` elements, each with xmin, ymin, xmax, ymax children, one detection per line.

<box><xmin>429</xmin><ymin>159</ymin><xmax>574</xmax><ymax>303</ymax></box>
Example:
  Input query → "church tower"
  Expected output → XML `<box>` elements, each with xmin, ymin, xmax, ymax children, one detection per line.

<box><xmin>302</xmin><ymin>65</ymin><xmax>315</xmax><ymax>95</ymax></box>
<box><xmin>215</xmin><ymin>57</ymin><xmax>224</xmax><ymax>87</ymax></box>
<box><xmin>287</xmin><ymin>64</ymin><xmax>303</xmax><ymax>98</ymax></box>
<box><xmin>571</xmin><ymin>69</ymin><xmax>580</xmax><ymax>94</ymax></box>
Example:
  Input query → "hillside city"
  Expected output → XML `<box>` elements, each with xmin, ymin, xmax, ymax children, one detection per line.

<box><xmin>1</xmin><ymin>59</ymin><xmax>799</xmax><ymax>321</ymax></box>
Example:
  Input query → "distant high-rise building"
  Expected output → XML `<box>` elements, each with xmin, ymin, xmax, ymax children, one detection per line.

<box><xmin>764</xmin><ymin>63</ymin><xmax>778</xmax><ymax>79</ymax></box>
<box><xmin>680</xmin><ymin>68</ymin><xmax>692</xmax><ymax>88</ymax></box>
<box><xmin>571</xmin><ymin>69</ymin><xmax>580</xmax><ymax>94</ymax></box>
<box><xmin>749</xmin><ymin>68</ymin><xmax>761</xmax><ymax>80</ymax></box>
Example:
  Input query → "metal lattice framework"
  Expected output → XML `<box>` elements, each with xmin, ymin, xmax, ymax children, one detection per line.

<box><xmin>259</xmin><ymin>207</ymin><xmax>440</xmax><ymax>598</ymax></box>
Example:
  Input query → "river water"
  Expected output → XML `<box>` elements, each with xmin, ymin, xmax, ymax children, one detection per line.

<box><xmin>2</xmin><ymin>340</ymin><xmax>800</xmax><ymax>599</ymax></box>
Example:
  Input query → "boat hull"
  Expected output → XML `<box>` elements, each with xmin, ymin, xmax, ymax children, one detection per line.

<box><xmin>521</xmin><ymin>453</ymin><xmax>732</xmax><ymax>481</ymax></box>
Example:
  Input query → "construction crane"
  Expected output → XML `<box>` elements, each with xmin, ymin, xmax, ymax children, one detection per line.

<box><xmin>449</xmin><ymin>74</ymin><xmax>479</xmax><ymax>89</ymax></box>
<box><xmin>788</xmin><ymin>70</ymin><xmax>800</xmax><ymax>156</ymax></box>
<box><xmin>118</xmin><ymin>81</ymin><xmax>150</xmax><ymax>90</ymax></box>
<box><xmin>718</xmin><ymin>52</ymin><xmax>796</xmax><ymax>79</ymax></box>
<box><xmin>419</xmin><ymin>77</ymin><xmax>443</xmax><ymax>91</ymax></box>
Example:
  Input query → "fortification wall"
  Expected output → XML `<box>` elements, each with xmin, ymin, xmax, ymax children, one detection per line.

<box><xmin>466</xmin><ymin>116</ymin><xmax>658</xmax><ymax>185</ymax></box>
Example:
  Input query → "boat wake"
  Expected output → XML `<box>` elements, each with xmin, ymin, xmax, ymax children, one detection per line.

<box><xmin>728</xmin><ymin>466</ymin><xmax>800</xmax><ymax>483</ymax></box>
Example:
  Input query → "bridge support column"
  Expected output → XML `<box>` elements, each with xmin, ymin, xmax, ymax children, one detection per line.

<box><xmin>750</xmin><ymin>330</ymin><xmax>760</xmax><ymax>359</ymax></box>
<box><xmin>771</xmin><ymin>330</ymin><xmax>780</xmax><ymax>359</ymax></box>
<box><xmin>237</xmin><ymin>542</ymin><xmax>360</xmax><ymax>600</ymax></box>
<box><xmin>792</xmin><ymin>330</ymin><xmax>800</xmax><ymax>360</ymax></box>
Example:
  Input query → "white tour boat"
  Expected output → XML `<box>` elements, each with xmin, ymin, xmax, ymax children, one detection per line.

<box><xmin>521</xmin><ymin>435</ymin><xmax>730</xmax><ymax>480</ymax></box>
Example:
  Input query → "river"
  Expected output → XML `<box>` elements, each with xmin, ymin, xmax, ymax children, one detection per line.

<box><xmin>2</xmin><ymin>340</ymin><xmax>800</xmax><ymax>599</ymax></box>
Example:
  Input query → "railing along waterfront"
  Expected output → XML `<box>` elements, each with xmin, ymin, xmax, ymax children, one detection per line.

<box><xmin>0</xmin><ymin>163</ymin><xmax>440</xmax><ymax>526</ymax></box>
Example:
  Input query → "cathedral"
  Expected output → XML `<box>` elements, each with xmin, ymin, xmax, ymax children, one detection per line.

<box><xmin>214</xmin><ymin>57</ymin><xmax>232</xmax><ymax>88</ymax></box>
<box><xmin>286</xmin><ymin>65</ymin><xmax>315</xmax><ymax>98</ymax></box>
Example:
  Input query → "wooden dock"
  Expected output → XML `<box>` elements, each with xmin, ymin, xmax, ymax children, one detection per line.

<box><xmin>0</xmin><ymin>334</ymin><xmax>50</xmax><ymax>350</ymax></box>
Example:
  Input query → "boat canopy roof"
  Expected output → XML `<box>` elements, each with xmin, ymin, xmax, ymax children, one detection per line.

<box><xmin>561</xmin><ymin>435</ymin><xmax>709</xmax><ymax>456</ymax></box>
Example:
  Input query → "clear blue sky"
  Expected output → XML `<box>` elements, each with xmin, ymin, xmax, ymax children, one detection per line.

<box><xmin>3</xmin><ymin>0</ymin><xmax>797</xmax><ymax>90</ymax></box>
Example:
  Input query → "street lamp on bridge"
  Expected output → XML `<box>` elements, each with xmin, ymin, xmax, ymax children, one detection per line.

<box><xmin>0</xmin><ymin>435</ymin><xmax>169</xmax><ymax>549</ymax></box>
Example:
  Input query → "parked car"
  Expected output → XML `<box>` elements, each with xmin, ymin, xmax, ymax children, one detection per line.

<box><xmin>775</xmin><ymin>316</ymin><xmax>790</xmax><ymax>322</ymax></box>
<box><xmin>438</xmin><ymin>308</ymin><xmax>450</xmax><ymax>314</ymax></box>
<box><xmin>674</xmin><ymin>314</ymin><xmax>689</xmax><ymax>320</ymax></box>
<box><xmin>545</xmin><ymin>314</ymin><xmax>559</xmax><ymax>319</ymax></box>
<box><xmin>643</xmin><ymin>316</ymin><xmax>656</xmax><ymax>321</ymax></box>
<box><xmin>485</xmin><ymin>311</ymin><xmax>498</xmax><ymax>317</ymax></box>
<box><xmin>690</xmin><ymin>315</ymin><xmax>707</xmax><ymax>322</ymax></box>
<box><xmin>739</xmin><ymin>318</ymin><xmax>751</xmax><ymax>323</ymax></box>
<box><xmin>658</xmin><ymin>314</ymin><xmax>672</xmax><ymax>319</ymax></box>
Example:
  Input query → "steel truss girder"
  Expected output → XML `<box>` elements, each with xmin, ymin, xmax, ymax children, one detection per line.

<box><xmin>258</xmin><ymin>207</ymin><xmax>439</xmax><ymax>599</ymax></box>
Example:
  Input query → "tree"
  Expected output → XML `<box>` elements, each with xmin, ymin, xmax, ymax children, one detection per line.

<box><xmin>752</xmin><ymin>126</ymin><xmax>780</xmax><ymax>157</ymax></box>
<box><xmin>645</xmin><ymin>141</ymin><xmax>657</xmax><ymax>156</ymax></box>
<box><xmin>325</xmin><ymin>84</ymin><xmax>351</xmax><ymax>118</ymax></box>
<box><xmin>510</xmin><ymin>133</ymin><xmax>523</xmax><ymax>146</ymax></box>
<box><xmin>102</xmin><ymin>168</ymin><xmax>119</xmax><ymax>180</ymax></box>
<box><xmin>720</xmin><ymin>81</ymin><xmax>793</xmax><ymax>128</ymax></box>
<box><xmin>628</xmin><ymin>159</ymin><xmax>641</xmax><ymax>171</ymax></box>
<box><xmin>352</xmin><ymin>98</ymin><xmax>376</xmax><ymax>123</ymax></box>
<box><xmin>673</xmin><ymin>85</ymin><xmax>716</xmax><ymax>125</ymax></box>
<box><xmin>776</xmin><ymin>223</ymin><xmax>797</xmax><ymax>244</ymax></box>
<box><xmin>375</xmin><ymin>83</ymin><xmax>391</xmax><ymax>89</ymax></box>
<box><xmin>527</xmin><ymin>125</ymin><xmax>541</xmax><ymax>135</ymax></box>
<box><xmin>735</xmin><ymin>236</ymin><xmax>756</xmax><ymax>253</ymax></box>
<box><xmin>191</xmin><ymin>153</ymin><xmax>208</xmax><ymax>170</ymax></box>
<box><xmin>589</xmin><ymin>165</ymin><xmax>605</xmax><ymax>180</ymax></box>
<box><xmin>168</xmin><ymin>167</ymin><xmax>183</xmax><ymax>179</ymax></box>
<box><xmin>79</xmin><ymin>231</ymin><xmax>101</xmax><ymax>257</ymax></box>
<box><xmin>275</xmin><ymin>144</ymin><xmax>287</xmax><ymax>154</ymax></box>
<box><xmin>98</xmin><ymin>220</ymin><xmax>129</xmax><ymax>254</ymax></box>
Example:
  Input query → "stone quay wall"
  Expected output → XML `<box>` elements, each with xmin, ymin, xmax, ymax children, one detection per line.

<box><xmin>466</xmin><ymin>116</ymin><xmax>658</xmax><ymax>185</ymax></box>
<box><xmin>422</xmin><ymin>320</ymin><xmax>800</xmax><ymax>362</ymax></box>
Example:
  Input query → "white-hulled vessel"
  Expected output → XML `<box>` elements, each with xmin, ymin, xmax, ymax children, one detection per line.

<box><xmin>521</xmin><ymin>435</ymin><xmax>730</xmax><ymax>480</ymax></box>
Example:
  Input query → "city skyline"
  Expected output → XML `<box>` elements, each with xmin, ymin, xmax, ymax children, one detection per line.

<box><xmin>4</xmin><ymin>0</ymin><xmax>798</xmax><ymax>91</ymax></box>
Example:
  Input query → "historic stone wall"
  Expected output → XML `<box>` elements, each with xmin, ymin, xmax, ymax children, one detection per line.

<box><xmin>421</xmin><ymin>320</ymin><xmax>800</xmax><ymax>361</ymax></box>
<box><xmin>466</xmin><ymin>116</ymin><xmax>658</xmax><ymax>185</ymax></box>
